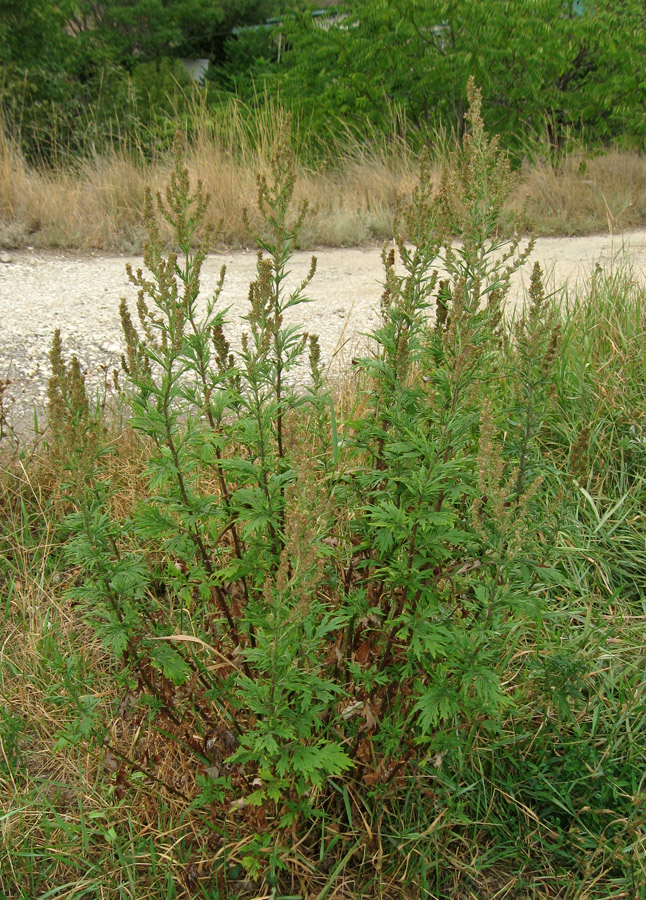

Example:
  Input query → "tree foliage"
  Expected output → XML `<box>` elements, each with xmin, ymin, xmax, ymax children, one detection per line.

<box><xmin>245</xmin><ymin>0</ymin><xmax>646</xmax><ymax>151</ymax></box>
<box><xmin>0</xmin><ymin>0</ymin><xmax>73</xmax><ymax>66</ymax></box>
<box><xmin>1</xmin><ymin>0</ymin><xmax>644</xmax><ymax>163</ymax></box>
<box><xmin>66</xmin><ymin>0</ymin><xmax>278</xmax><ymax>62</ymax></box>
<box><xmin>0</xmin><ymin>0</ymin><xmax>279</xmax><ymax>161</ymax></box>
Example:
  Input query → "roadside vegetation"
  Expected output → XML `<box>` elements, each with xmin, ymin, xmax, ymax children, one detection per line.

<box><xmin>2</xmin><ymin>98</ymin><xmax>646</xmax><ymax>251</ymax></box>
<box><xmin>2</xmin><ymin>0</ymin><xmax>646</xmax><ymax>250</ymax></box>
<box><xmin>2</xmin><ymin>83</ymin><xmax>646</xmax><ymax>899</ymax></box>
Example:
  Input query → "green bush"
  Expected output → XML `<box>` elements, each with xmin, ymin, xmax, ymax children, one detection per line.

<box><xmin>0</xmin><ymin>54</ymin><xmax>204</xmax><ymax>164</ymax></box>
<box><xmin>230</xmin><ymin>0</ymin><xmax>646</xmax><ymax>157</ymax></box>
<box><xmin>5</xmin><ymin>82</ymin><xmax>644</xmax><ymax>896</ymax></box>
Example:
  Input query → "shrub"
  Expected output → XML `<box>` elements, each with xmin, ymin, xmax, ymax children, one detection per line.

<box><xmin>30</xmin><ymin>83</ymin><xmax>645</xmax><ymax>897</ymax></box>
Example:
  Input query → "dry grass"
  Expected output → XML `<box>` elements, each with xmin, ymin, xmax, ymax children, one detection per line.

<box><xmin>511</xmin><ymin>148</ymin><xmax>646</xmax><ymax>235</ymax></box>
<box><xmin>3</xmin><ymin>104</ymin><xmax>645</xmax><ymax>252</ymax></box>
<box><xmin>0</xmin><ymin>106</ymin><xmax>419</xmax><ymax>252</ymax></box>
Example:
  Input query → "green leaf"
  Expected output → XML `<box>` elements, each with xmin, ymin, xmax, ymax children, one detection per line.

<box><xmin>148</xmin><ymin>640</ymin><xmax>189</xmax><ymax>685</ymax></box>
<box><xmin>414</xmin><ymin>682</ymin><xmax>460</xmax><ymax>732</ymax></box>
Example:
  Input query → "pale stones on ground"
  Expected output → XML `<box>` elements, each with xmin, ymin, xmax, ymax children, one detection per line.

<box><xmin>0</xmin><ymin>252</ymin><xmax>12</xmax><ymax>264</ymax></box>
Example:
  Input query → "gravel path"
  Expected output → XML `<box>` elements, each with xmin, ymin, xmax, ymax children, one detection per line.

<box><xmin>2</xmin><ymin>231</ymin><xmax>646</xmax><ymax>439</ymax></box>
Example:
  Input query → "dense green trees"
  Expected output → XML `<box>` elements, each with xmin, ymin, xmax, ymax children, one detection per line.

<box><xmin>0</xmin><ymin>0</ymin><xmax>277</xmax><ymax>67</ymax></box>
<box><xmin>256</xmin><ymin>0</ymin><xmax>646</xmax><ymax>152</ymax></box>
<box><xmin>65</xmin><ymin>0</ymin><xmax>278</xmax><ymax>62</ymax></box>
<box><xmin>0</xmin><ymin>0</ymin><xmax>280</xmax><ymax>160</ymax></box>
<box><xmin>1</xmin><ymin>0</ymin><xmax>645</xmax><ymax>162</ymax></box>
<box><xmin>0</xmin><ymin>0</ymin><xmax>71</xmax><ymax>67</ymax></box>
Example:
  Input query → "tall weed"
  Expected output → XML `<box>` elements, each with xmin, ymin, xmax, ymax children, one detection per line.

<box><xmin>3</xmin><ymin>82</ymin><xmax>646</xmax><ymax>899</ymax></box>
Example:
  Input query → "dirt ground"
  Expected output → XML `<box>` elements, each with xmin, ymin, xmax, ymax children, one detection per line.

<box><xmin>1</xmin><ymin>230</ymin><xmax>646</xmax><ymax>440</ymax></box>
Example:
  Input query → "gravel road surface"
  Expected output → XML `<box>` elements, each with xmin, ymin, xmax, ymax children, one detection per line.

<box><xmin>2</xmin><ymin>231</ymin><xmax>646</xmax><ymax>439</ymax></box>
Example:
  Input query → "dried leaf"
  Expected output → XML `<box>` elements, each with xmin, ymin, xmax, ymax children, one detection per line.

<box><xmin>362</xmin><ymin>702</ymin><xmax>378</xmax><ymax>732</ymax></box>
<box><xmin>354</xmin><ymin>640</ymin><xmax>373</xmax><ymax>666</ymax></box>
<box><xmin>340</xmin><ymin>699</ymin><xmax>364</xmax><ymax>720</ymax></box>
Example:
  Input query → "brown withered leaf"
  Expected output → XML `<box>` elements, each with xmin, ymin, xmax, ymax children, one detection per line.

<box><xmin>114</xmin><ymin>766</ymin><xmax>129</xmax><ymax>801</ymax></box>
<box><xmin>399</xmin><ymin>679</ymin><xmax>412</xmax><ymax>697</ymax></box>
<box><xmin>356</xmin><ymin>739</ymin><xmax>372</xmax><ymax>765</ymax></box>
<box><xmin>358</xmin><ymin>612</ymin><xmax>382</xmax><ymax>629</ymax></box>
<box><xmin>353</xmin><ymin>640</ymin><xmax>373</xmax><ymax>666</ymax></box>
<box><xmin>207</xmin><ymin>833</ymin><xmax>222</xmax><ymax>852</ymax></box>
<box><xmin>362</xmin><ymin>702</ymin><xmax>378</xmax><ymax>732</ymax></box>
<box><xmin>102</xmin><ymin>750</ymin><xmax>118</xmax><ymax>774</ymax></box>
<box><xmin>117</xmin><ymin>692</ymin><xmax>137</xmax><ymax>719</ymax></box>
<box><xmin>340</xmin><ymin>700</ymin><xmax>364</xmax><ymax>720</ymax></box>
<box><xmin>220</xmin><ymin>727</ymin><xmax>238</xmax><ymax>754</ymax></box>
<box><xmin>324</xmin><ymin>638</ymin><xmax>343</xmax><ymax>666</ymax></box>
<box><xmin>184</xmin><ymin>862</ymin><xmax>199</xmax><ymax>889</ymax></box>
<box><xmin>203</xmin><ymin>732</ymin><xmax>220</xmax><ymax>760</ymax></box>
<box><xmin>254</xmin><ymin>805</ymin><xmax>267</xmax><ymax>830</ymax></box>
<box><xmin>362</xmin><ymin>759</ymin><xmax>386</xmax><ymax>786</ymax></box>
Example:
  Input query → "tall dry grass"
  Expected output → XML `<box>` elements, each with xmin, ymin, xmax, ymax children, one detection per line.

<box><xmin>510</xmin><ymin>148</ymin><xmax>646</xmax><ymax>235</ymax></box>
<box><xmin>1</xmin><ymin>101</ymin><xmax>646</xmax><ymax>251</ymax></box>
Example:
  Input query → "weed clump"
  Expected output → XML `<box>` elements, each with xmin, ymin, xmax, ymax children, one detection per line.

<box><xmin>3</xmin><ymin>85</ymin><xmax>646</xmax><ymax>899</ymax></box>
